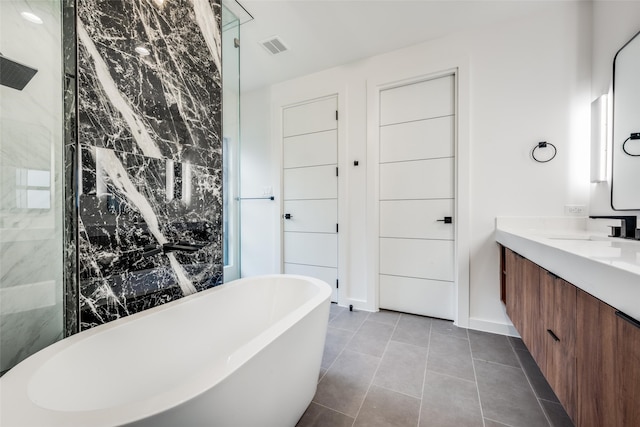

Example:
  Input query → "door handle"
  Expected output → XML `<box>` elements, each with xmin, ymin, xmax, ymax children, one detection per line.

<box><xmin>437</xmin><ymin>216</ymin><xmax>452</xmax><ymax>224</ymax></box>
<box><xmin>616</xmin><ymin>310</ymin><xmax>640</xmax><ymax>329</ymax></box>
<box><xmin>284</xmin><ymin>213</ymin><xmax>293</xmax><ymax>220</ymax></box>
<box><xmin>546</xmin><ymin>329</ymin><xmax>560</xmax><ymax>342</ymax></box>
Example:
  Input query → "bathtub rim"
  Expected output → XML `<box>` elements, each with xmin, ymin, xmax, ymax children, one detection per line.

<box><xmin>0</xmin><ymin>274</ymin><xmax>331</xmax><ymax>427</ymax></box>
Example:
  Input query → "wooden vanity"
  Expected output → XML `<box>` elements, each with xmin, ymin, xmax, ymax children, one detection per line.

<box><xmin>496</xmin><ymin>220</ymin><xmax>640</xmax><ymax>427</ymax></box>
<box><xmin>499</xmin><ymin>243</ymin><xmax>640</xmax><ymax>427</ymax></box>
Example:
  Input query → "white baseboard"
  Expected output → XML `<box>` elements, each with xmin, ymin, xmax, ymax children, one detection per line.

<box><xmin>467</xmin><ymin>317</ymin><xmax>520</xmax><ymax>337</ymax></box>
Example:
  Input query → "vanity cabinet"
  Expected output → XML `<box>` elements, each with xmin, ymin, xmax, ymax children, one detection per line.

<box><xmin>614</xmin><ymin>307</ymin><xmax>640</xmax><ymax>426</ymax></box>
<box><xmin>504</xmin><ymin>249</ymin><xmax>541</xmax><ymax>360</ymax></box>
<box><xmin>501</xmin><ymin>245</ymin><xmax>640</xmax><ymax>427</ymax></box>
<box><xmin>576</xmin><ymin>289</ymin><xmax>617</xmax><ymax>427</ymax></box>
<box><xmin>541</xmin><ymin>272</ymin><xmax>576</xmax><ymax>421</ymax></box>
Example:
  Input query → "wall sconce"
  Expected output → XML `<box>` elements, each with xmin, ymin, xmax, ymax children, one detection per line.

<box><xmin>590</xmin><ymin>94</ymin><xmax>608</xmax><ymax>183</ymax></box>
<box><xmin>182</xmin><ymin>162</ymin><xmax>192</xmax><ymax>206</ymax></box>
<box><xmin>166</xmin><ymin>159</ymin><xmax>175</xmax><ymax>201</ymax></box>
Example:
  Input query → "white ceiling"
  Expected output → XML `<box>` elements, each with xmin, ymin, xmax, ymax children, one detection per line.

<box><xmin>235</xmin><ymin>0</ymin><xmax>559</xmax><ymax>92</ymax></box>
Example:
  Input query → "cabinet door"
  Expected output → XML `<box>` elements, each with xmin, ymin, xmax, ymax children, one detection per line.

<box><xmin>615</xmin><ymin>311</ymin><xmax>640</xmax><ymax>425</ymax></box>
<box><xmin>519</xmin><ymin>257</ymin><xmax>541</xmax><ymax>357</ymax></box>
<box><xmin>544</xmin><ymin>276</ymin><xmax>576</xmax><ymax>423</ymax></box>
<box><xmin>539</xmin><ymin>271</ymin><xmax>555</xmax><ymax>369</ymax></box>
<box><xmin>504</xmin><ymin>248</ymin><xmax>521</xmax><ymax>330</ymax></box>
<box><xmin>576</xmin><ymin>289</ymin><xmax>618</xmax><ymax>427</ymax></box>
<box><xmin>504</xmin><ymin>249</ymin><xmax>540</xmax><ymax>355</ymax></box>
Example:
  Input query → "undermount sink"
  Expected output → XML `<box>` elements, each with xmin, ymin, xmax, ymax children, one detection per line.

<box><xmin>545</xmin><ymin>235</ymin><xmax>640</xmax><ymax>248</ymax></box>
<box><xmin>547</xmin><ymin>235</ymin><xmax>601</xmax><ymax>241</ymax></box>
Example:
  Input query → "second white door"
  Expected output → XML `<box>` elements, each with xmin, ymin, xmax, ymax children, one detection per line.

<box><xmin>282</xmin><ymin>96</ymin><xmax>338</xmax><ymax>302</ymax></box>
<box><xmin>378</xmin><ymin>74</ymin><xmax>456</xmax><ymax>320</ymax></box>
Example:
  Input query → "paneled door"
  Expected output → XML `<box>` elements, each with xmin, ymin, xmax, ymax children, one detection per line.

<box><xmin>282</xmin><ymin>96</ymin><xmax>338</xmax><ymax>302</ymax></box>
<box><xmin>378</xmin><ymin>75</ymin><xmax>455</xmax><ymax>319</ymax></box>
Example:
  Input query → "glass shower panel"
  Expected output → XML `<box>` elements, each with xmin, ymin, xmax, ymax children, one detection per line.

<box><xmin>222</xmin><ymin>2</ymin><xmax>240</xmax><ymax>282</ymax></box>
<box><xmin>0</xmin><ymin>0</ymin><xmax>64</xmax><ymax>374</ymax></box>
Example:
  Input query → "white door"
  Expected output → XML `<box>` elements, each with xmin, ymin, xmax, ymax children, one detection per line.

<box><xmin>378</xmin><ymin>75</ymin><xmax>456</xmax><ymax>319</ymax></box>
<box><xmin>282</xmin><ymin>96</ymin><xmax>338</xmax><ymax>302</ymax></box>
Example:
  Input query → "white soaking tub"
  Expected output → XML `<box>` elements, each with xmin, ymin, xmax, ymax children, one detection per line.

<box><xmin>0</xmin><ymin>275</ymin><xmax>331</xmax><ymax>427</ymax></box>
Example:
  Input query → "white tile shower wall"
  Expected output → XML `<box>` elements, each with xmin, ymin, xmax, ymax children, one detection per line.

<box><xmin>241</xmin><ymin>1</ymin><xmax>594</xmax><ymax>333</ymax></box>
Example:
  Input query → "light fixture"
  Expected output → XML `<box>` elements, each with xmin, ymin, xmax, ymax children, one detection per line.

<box><xmin>134</xmin><ymin>46</ymin><xmax>151</xmax><ymax>56</ymax></box>
<box><xmin>590</xmin><ymin>94</ymin><xmax>608</xmax><ymax>183</ymax></box>
<box><xmin>20</xmin><ymin>11</ymin><xmax>43</xmax><ymax>24</ymax></box>
<box><xmin>165</xmin><ymin>159</ymin><xmax>174</xmax><ymax>201</ymax></box>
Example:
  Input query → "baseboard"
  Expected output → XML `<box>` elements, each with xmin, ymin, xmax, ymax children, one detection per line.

<box><xmin>467</xmin><ymin>317</ymin><xmax>520</xmax><ymax>337</ymax></box>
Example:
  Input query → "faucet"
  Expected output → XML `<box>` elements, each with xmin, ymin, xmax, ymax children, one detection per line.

<box><xmin>589</xmin><ymin>215</ymin><xmax>638</xmax><ymax>239</ymax></box>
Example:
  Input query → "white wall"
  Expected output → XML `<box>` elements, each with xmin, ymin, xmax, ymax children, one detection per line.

<box><xmin>241</xmin><ymin>1</ymin><xmax>596</xmax><ymax>333</ymax></box>
<box><xmin>589</xmin><ymin>1</ymin><xmax>640</xmax><ymax>216</ymax></box>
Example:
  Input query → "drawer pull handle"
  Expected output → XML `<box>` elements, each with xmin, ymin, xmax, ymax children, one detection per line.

<box><xmin>615</xmin><ymin>311</ymin><xmax>640</xmax><ymax>329</ymax></box>
<box><xmin>547</xmin><ymin>329</ymin><xmax>560</xmax><ymax>342</ymax></box>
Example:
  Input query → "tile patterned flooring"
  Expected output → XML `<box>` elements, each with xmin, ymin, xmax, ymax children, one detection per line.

<box><xmin>296</xmin><ymin>305</ymin><xmax>574</xmax><ymax>427</ymax></box>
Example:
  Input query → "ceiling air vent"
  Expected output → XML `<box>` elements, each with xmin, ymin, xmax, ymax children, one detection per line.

<box><xmin>260</xmin><ymin>36</ymin><xmax>288</xmax><ymax>55</ymax></box>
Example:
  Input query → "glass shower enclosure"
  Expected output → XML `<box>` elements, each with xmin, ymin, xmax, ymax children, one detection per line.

<box><xmin>0</xmin><ymin>0</ymin><xmax>245</xmax><ymax>375</ymax></box>
<box><xmin>222</xmin><ymin>2</ymin><xmax>241</xmax><ymax>282</ymax></box>
<box><xmin>0</xmin><ymin>0</ymin><xmax>65</xmax><ymax>375</ymax></box>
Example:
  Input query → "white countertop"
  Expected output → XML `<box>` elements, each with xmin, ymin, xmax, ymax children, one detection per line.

<box><xmin>495</xmin><ymin>217</ymin><xmax>640</xmax><ymax>322</ymax></box>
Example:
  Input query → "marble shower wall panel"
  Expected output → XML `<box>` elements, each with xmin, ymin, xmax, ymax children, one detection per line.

<box><xmin>63</xmin><ymin>0</ymin><xmax>78</xmax><ymax>336</ymax></box>
<box><xmin>77</xmin><ymin>0</ymin><xmax>222</xmax><ymax>167</ymax></box>
<box><xmin>76</xmin><ymin>0</ymin><xmax>222</xmax><ymax>330</ymax></box>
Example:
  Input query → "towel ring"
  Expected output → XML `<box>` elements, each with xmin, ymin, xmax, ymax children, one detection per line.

<box><xmin>622</xmin><ymin>137</ymin><xmax>640</xmax><ymax>157</ymax></box>
<box><xmin>532</xmin><ymin>141</ymin><xmax>557</xmax><ymax>163</ymax></box>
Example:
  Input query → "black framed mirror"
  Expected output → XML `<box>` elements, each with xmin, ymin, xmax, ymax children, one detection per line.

<box><xmin>611</xmin><ymin>30</ymin><xmax>640</xmax><ymax>210</ymax></box>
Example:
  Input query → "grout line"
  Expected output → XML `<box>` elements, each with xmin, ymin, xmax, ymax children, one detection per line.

<box><xmin>317</xmin><ymin>369</ymin><xmax>327</xmax><ymax>383</ymax></box>
<box><xmin>471</xmin><ymin>357</ymin><xmax>525</xmax><ymax>370</ymax></box>
<box><xmin>328</xmin><ymin>325</ymin><xmax>361</xmax><ymax>333</ymax></box>
<box><xmin>309</xmin><ymin>401</ymin><xmax>356</xmax><ymax>420</ymax></box>
<box><xmin>430</xmin><ymin>329</ymin><xmax>470</xmax><ymax>341</ymax></box>
<box><xmin>508</xmin><ymin>341</ymin><xmax>554</xmax><ymax>427</ymax></box>
<box><xmin>374</xmin><ymin>383</ymin><xmax>423</xmax><ymax>401</ymax></box>
<box><xmin>423</xmin><ymin>368</ymin><xmax>477</xmax><ymax>385</ymax></box>
<box><xmin>315</xmin><ymin>310</ymin><xmax>372</xmax><ymax>424</ymax></box>
<box><xmin>388</xmin><ymin>338</ymin><xmax>429</xmax><ymax>352</ymax></box>
<box><xmin>317</xmin><ymin>312</ymin><xmax>368</xmax><ymax>387</ymax></box>
<box><xmin>350</xmin><ymin>312</ymin><xmax>401</xmax><ymax>427</ymax></box>
<box><xmin>484</xmin><ymin>416</ymin><xmax>517</xmax><ymax>427</ymax></box>
<box><xmin>366</xmin><ymin>315</ymin><xmax>401</xmax><ymax>327</ymax></box>
<box><xmin>468</xmin><ymin>331</ymin><xmax>487</xmax><ymax>427</ymax></box>
<box><xmin>416</xmin><ymin>318</ymin><xmax>433</xmax><ymax>427</ymax></box>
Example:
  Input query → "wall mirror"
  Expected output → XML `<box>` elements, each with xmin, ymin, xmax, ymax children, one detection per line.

<box><xmin>611</xmin><ymin>30</ymin><xmax>640</xmax><ymax>210</ymax></box>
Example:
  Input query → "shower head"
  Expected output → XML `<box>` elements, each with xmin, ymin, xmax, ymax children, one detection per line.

<box><xmin>0</xmin><ymin>55</ymin><xmax>38</xmax><ymax>90</ymax></box>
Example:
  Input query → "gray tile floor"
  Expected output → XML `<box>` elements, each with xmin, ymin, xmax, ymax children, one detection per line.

<box><xmin>296</xmin><ymin>305</ymin><xmax>575</xmax><ymax>427</ymax></box>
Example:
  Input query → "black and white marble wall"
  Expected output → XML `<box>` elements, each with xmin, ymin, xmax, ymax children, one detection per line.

<box><xmin>75</xmin><ymin>0</ymin><xmax>223</xmax><ymax>330</ymax></box>
<box><xmin>63</xmin><ymin>0</ymin><xmax>78</xmax><ymax>337</ymax></box>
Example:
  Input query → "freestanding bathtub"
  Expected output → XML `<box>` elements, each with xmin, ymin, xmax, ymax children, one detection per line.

<box><xmin>0</xmin><ymin>274</ymin><xmax>331</xmax><ymax>427</ymax></box>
